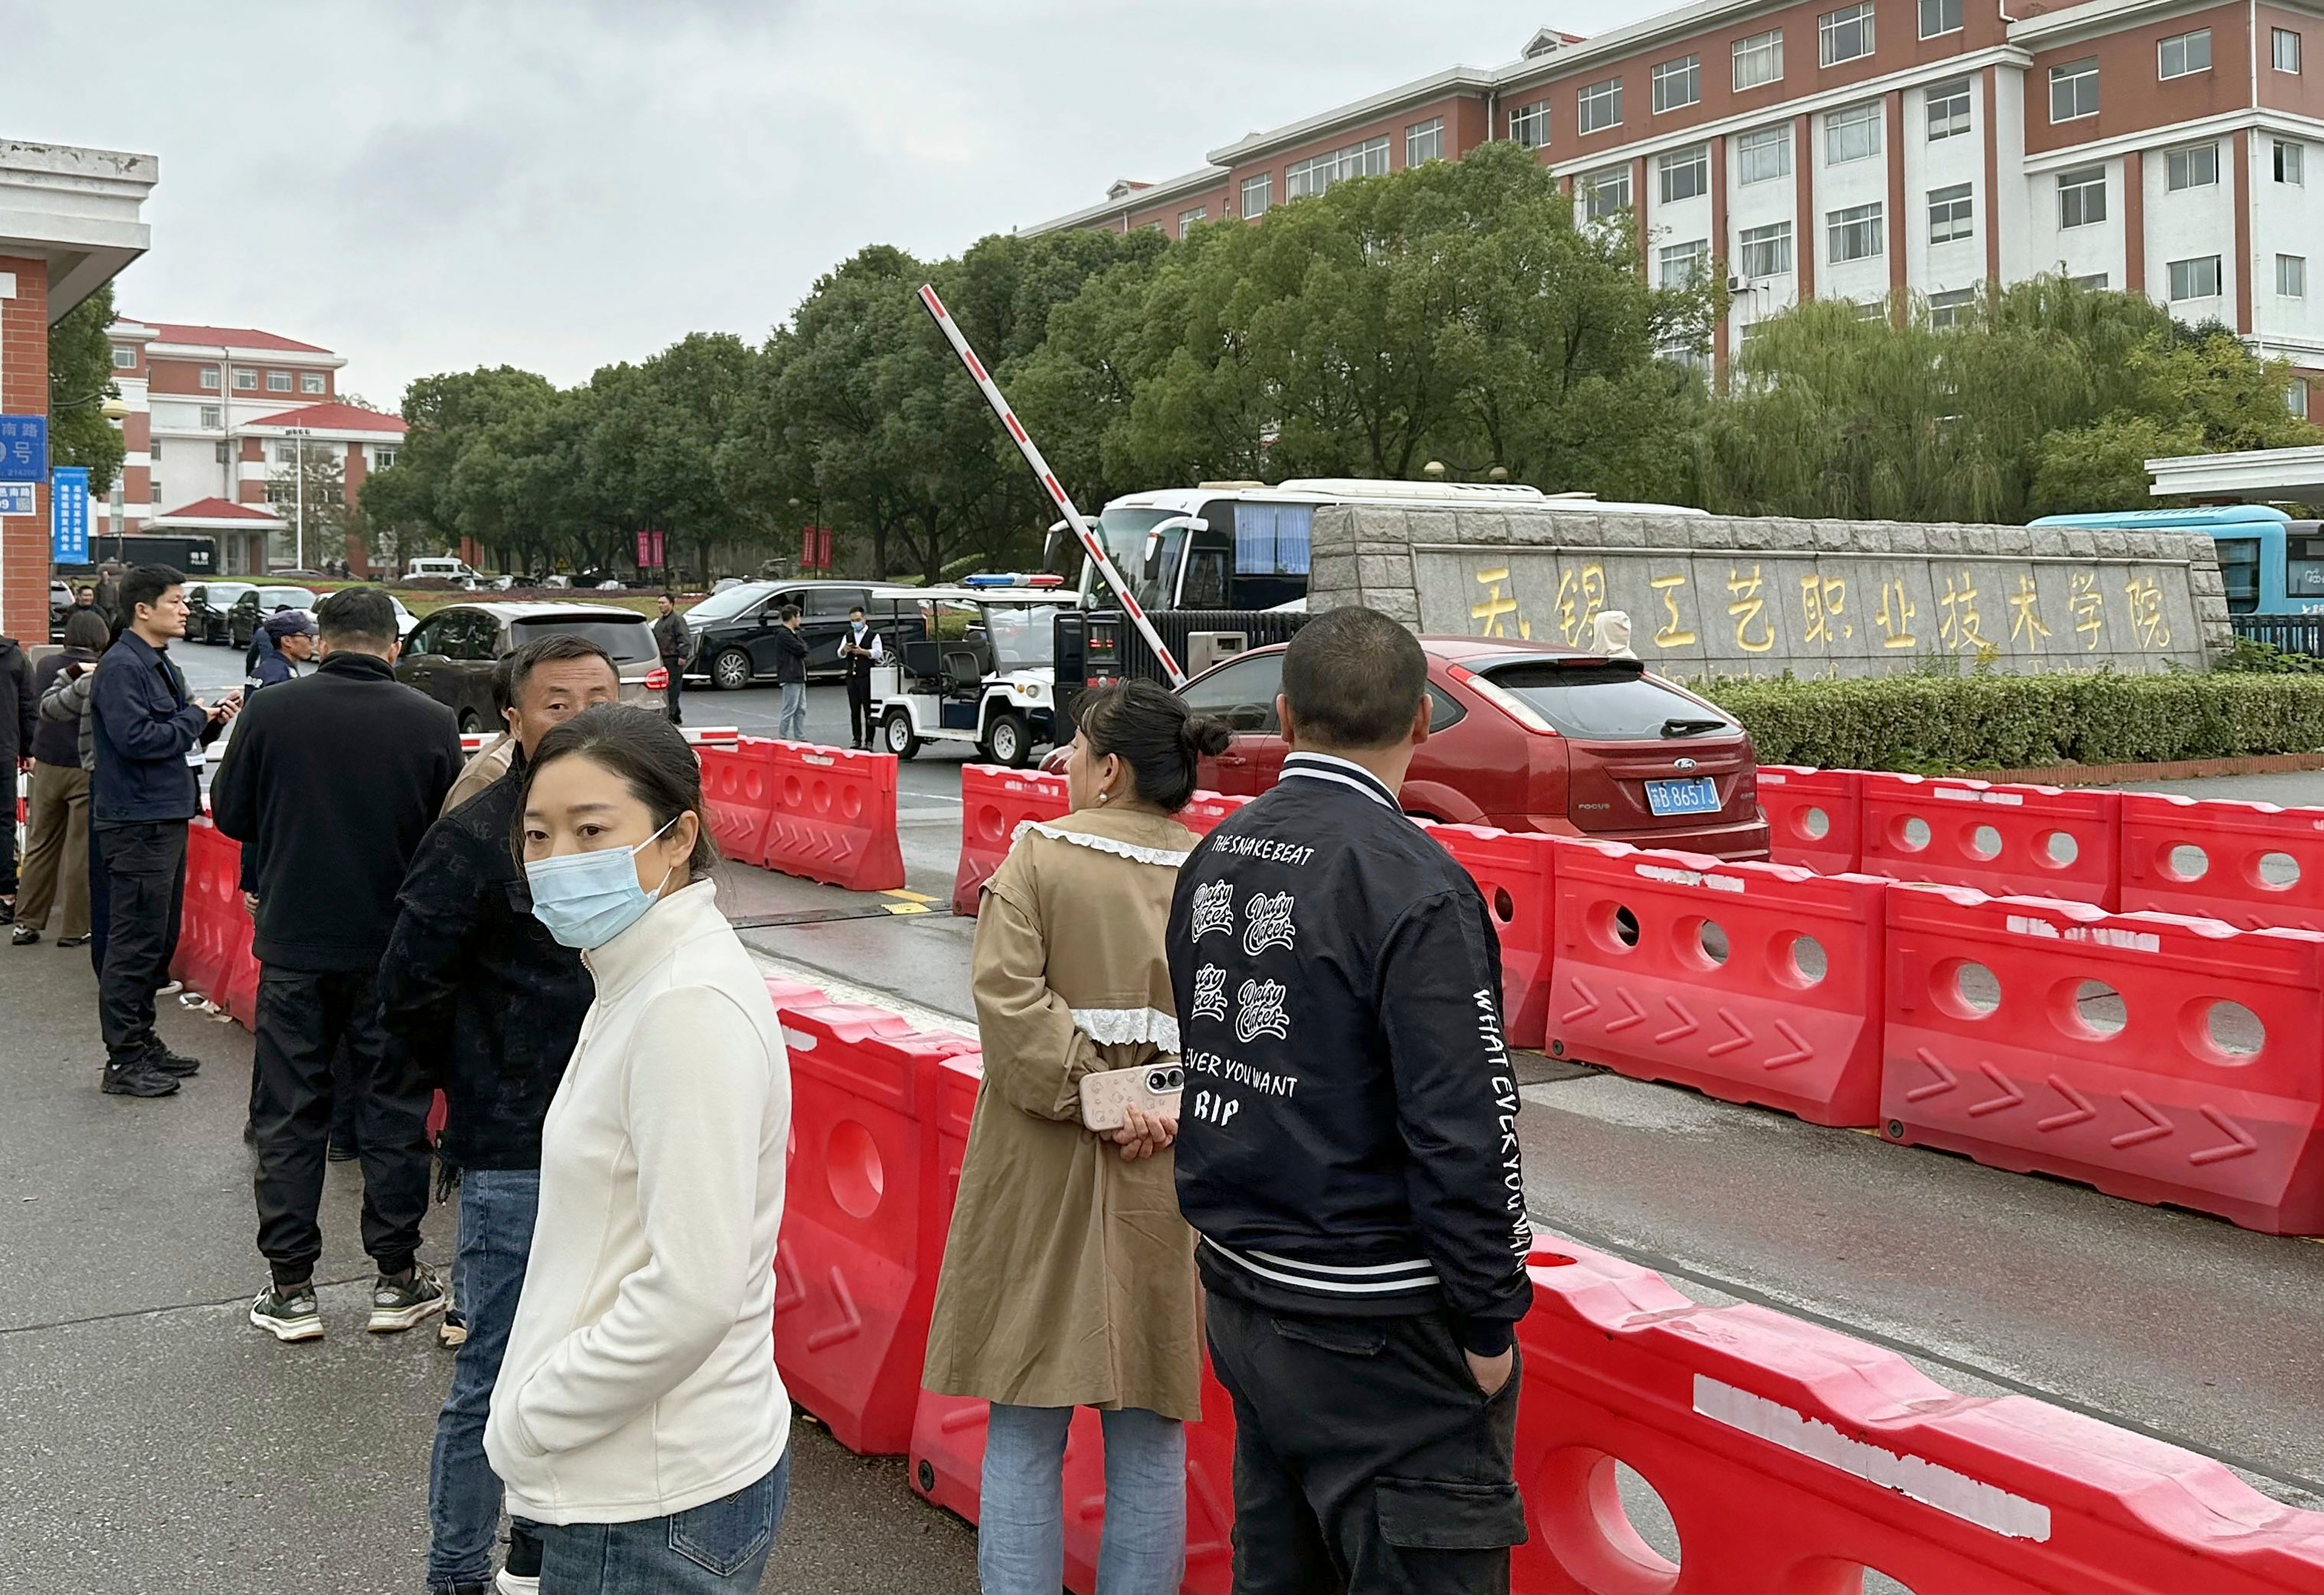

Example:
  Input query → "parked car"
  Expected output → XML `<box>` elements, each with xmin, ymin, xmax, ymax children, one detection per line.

<box><xmin>406</xmin><ymin>556</ymin><xmax>481</xmax><ymax>585</ymax></box>
<box><xmin>394</xmin><ymin>602</ymin><xmax>665</xmax><ymax>729</ymax></box>
<box><xmin>387</xmin><ymin>594</ymin><xmax>420</xmax><ymax>640</ymax></box>
<box><xmin>1170</xmin><ymin>636</ymin><xmax>1770</xmax><ymax>858</ymax></box>
<box><xmin>228</xmin><ymin>585</ymin><xmax>319</xmax><ymax>650</ymax></box>
<box><xmin>182</xmin><ymin>581</ymin><xmax>257</xmax><ymax>645</ymax></box>
<box><xmin>685</xmin><ymin>580</ymin><xmax>929</xmax><ymax>689</ymax></box>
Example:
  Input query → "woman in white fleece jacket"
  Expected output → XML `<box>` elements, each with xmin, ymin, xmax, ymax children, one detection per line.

<box><xmin>484</xmin><ymin>705</ymin><xmax>792</xmax><ymax>1595</ymax></box>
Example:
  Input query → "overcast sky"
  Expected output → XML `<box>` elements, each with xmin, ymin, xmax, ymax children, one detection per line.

<box><xmin>17</xmin><ymin>0</ymin><xmax>1659</xmax><ymax>408</ymax></box>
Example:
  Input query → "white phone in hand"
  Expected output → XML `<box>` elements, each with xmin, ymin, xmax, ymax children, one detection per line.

<box><xmin>1079</xmin><ymin>1063</ymin><xmax>1185</xmax><ymax>1132</ymax></box>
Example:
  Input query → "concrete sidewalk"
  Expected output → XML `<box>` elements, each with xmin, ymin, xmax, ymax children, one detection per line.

<box><xmin>0</xmin><ymin>932</ymin><xmax>975</xmax><ymax>1594</ymax></box>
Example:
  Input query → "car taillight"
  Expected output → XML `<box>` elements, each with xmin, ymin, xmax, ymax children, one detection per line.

<box><xmin>645</xmin><ymin>666</ymin><xmax>669</xmax><ymax>690</ymax></box>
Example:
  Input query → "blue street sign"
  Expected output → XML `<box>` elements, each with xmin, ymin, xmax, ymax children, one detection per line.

<box><xmin>0</xmin><ymin>414</ymin><xmax>47</xmax><ymax>482</ymax></box>
<box><xmin>52</xmin><ymin>465</ymin><xmax>90</xmax><ymax>563</ymax></box>
<box><xmin>0</xmin><ymin>483</ymin><xmax>32</xmax><ymax>515</ymax></box>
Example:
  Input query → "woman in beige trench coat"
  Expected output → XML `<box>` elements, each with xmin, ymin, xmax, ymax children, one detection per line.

<box><xmin>923</xmin><ymin>679</ymin><xmax>1232</xmax><ymax>1595</ymax></box>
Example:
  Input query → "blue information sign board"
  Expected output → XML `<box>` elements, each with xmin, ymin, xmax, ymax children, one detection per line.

<box><xmin>0</xmin><ymin>414</ymin><xmax>47</xmax><ymax>482</ymax></box>
<box><xmin>52</xmin><ymin>464</ymin><xmax>90</xmax><ymax>563</ymax></box>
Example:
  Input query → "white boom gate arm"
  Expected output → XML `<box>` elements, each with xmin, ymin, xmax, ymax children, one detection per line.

<box><xmin>915</xmin><ymin>283</ymin><xmax>1188</xmax><ymax>686</ymax></box>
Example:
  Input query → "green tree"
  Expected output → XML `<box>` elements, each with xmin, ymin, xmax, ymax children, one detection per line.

<box><xmin>50</xmin><ymin>280</ymin><xmax>127</xmax><ymax>494</ymax></box>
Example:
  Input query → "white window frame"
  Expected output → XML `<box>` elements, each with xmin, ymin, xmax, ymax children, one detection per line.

<box><xmin>1509</xmin><ymin>100</ymin><xmax>1550</xmax><ymax>148</ymax></box>
<box><xmin>2275</xmin><ymin>139</ymin><xmax>2305</xmax><ymax>185</ymax></box>
<box><xmin>2280</xmin><ymin>254</ymin><xmax>2308</xmax><ymax>298</ymax></box>
<box><xmin>1242</xmin><ymin>173</ymin><xmax>1273</xmax><ymax>218</ymax></box>
<box><xmin>2274</xmin><ymin>26</ymin><xmax>2303</xmax><ymax>73</ymax></box>
<box><xmin>1826</xmin><ymin>101</ymin><xmax>1882</xmax><ymax>165</ymax></box>
<box><xmin>1928</xmin><ymin>287</ymin><xmax>1977</xmax><ymax>327</ymax></box>
<box><xmin>1285</xmin><ymin>136</ymin><xmax>1390</xmax><ymax>200</ymax></box>
<box><xmin>199</xmin><ymin>368</ymin><xmax>221</xmax><ymax>391</ymax></box>
<box><xmin>266</xmin><ymin>370</ymin><xmax>293</xmax><ymax>392</ymax></box>
<box><xmin>2071</xmin><ymin>271</ymin><xmax>2110</xmax><ymax>289</ymax></box>
<box><xmin>198</xmin><ymin>404</ymin><xmax>222</xmax><ymax>430</ymax></box>
<box><xmin>1583</xmin><ymin>165</ymin><xmax>1632</xmax><ymax>220</ymax></box>
<box><xmin>1739</xmin><ymin>221</ymin><xmax>1794</xmax><ymax>279</ymax></box>
<box><xmin>1926</xmin><ymin>78</ymin><xmax>1971</xmax><ymax>139</ymax></box>
<box><xmin>1829</xmin><ymin>201</ymin><xmax>1885</xmax><ymax>263</ymax></box>
<box><xmin>2057</xmin><ymin>165</ymin><xmax>2107</xmax><ymax>227</ymax></box>
<box><xmin>1652</xmin><ymin>55</ymin><xmax>1701</xmax><ymax>113</ymax></box>
<box><xmin>300</xmin><ymin>372</ymin><xmax>325</xmax><ymax>394</ymax></box>
<box><xmin>1820</xmin><ymin>3</ymin><xmax>1876</xmax><ymax>66</ymax></box>
<box><xmin>1737</xmin><ymin>126</ymin><xmax>1792</xmax><ymax>184</ymax></box>
<box><xmin>376</xmin><ymin>448</ymin><xmax>398</xmax><ymax>471</ymax></box>
<box><xmin>1578</xmin><ymin>78</ymin><xmax>1624</xmax><ymax>134</ymax></box>
<box><xmin>2165</xmin><ymin>142</ymin><xmax>2218</xmax><ymax>191</ymax></box>
<box><xmin>1659</xmin><ymin>238</ymin><xmax>1711</xmax><ymax>289</ymax></box>
<box><xmin>1178</xmin><ymin>206</ymin><xmax>1208</xmax><ymax>230</ymax></box>
<box><xmin>1406</xmin><ymin>117</ymin><xmax>1444</xmax><ymax>165</ymax></box>
<box><xmin>1920</xmin><ymin>0</ymin><xmax>1962</xmax><ymax>40</ymax></box>
<box><xmin>232</xmin><ymin>367</ymin><xmax>257</xmax><ymax>390</ymax></box>
<box><xmin>2158</xmin><ymin>29</ymin><xmax>2211</xmax><ymax>79</ymax></box>
<box><xmin>2050</xmin><ymin>59</ymin><xmax>2099</xmax><ymax>122</ymax></box>
<box><xmin>1732</xmin><ymin>28</ymin><xmax>1784</xmax><ymax>89</ymax></box>
<box><xmin>1659</xmin><ymin>145</ymin><xmax>1710</xmax><ymax>204</ymax></box>
<box><xmin>2168</xmin><ymin>254</ymin><xmax>2222</xmax><ymax>301</ymax></box>
<box><xmin>1928</xmin><ymin>183</ymin><xmax>1974</xmax><ymax>245</ymax></box>
<box><xmin>111</xmin><ymin>345</ymin><xmax>136</xmax><ymax>369</ymax></box>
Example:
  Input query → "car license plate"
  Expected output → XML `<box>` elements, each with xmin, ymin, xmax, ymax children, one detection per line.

<box><xmin>1644</xmin><ymin>776</ymin><xmax>1720</xmax><ymax>817</ymax></box>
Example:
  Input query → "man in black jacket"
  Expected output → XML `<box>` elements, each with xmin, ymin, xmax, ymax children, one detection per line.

<box><xmin>1169</xmin><ymin>606</ymin><xmax>1534</xmax><ymax>1594</ymax></box>
<box><xmin>651</xmin><ymin>591</ymin><xmax>689</xmax><ymax>726</ymax></box>
<box><xmin>377</xmin><ymin>633</ymin><xmax>616</xmax><ymax>1595</ymax></box>
<box><xmin>0</xmin><ymin>628</ymin><xmax>36</xmax><ymax>919</ymax></box>
<box><xmin>773</xmin><ymin>602</ymin><xmax>809</xmax><ymax>741</ymax></box>
<box><xmin>212</xmin><ymin>586</ymin><xmax>463</xmax><ymax>1345</ymax></box>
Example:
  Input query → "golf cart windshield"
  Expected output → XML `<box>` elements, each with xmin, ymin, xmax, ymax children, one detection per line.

<box><xmin>981</xmin><ymin>604</ymin><xmax>1057</xmax><ymax>670</ymax></box>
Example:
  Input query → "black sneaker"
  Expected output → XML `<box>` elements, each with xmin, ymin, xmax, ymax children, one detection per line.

<box><xmin>249</xmin><ymin>1283</ymin><xmax>323</xmax><ymax>1342</ymax></box>
<box><xmin>439</xmin><ymin>1306</ymin><xmax>469</xmax><ymax>1349</ymax></box>
<box><xmin>326</xmin><ymin>1138</ymin><xmax>359</xmax><ymax>1163</ymax></box>
<box><xmin>11</xmin><ymin>925</ymin><xmax>38</xmax><ymax>946</ymax></box>
<box><xmin>101</xmin><ymin>1060</ymin><xmax>180</xmax><ymax>1098</ymax></box>
<box><xmin>143</xmin><ymin>1044</ymin><xmax>202</xmax><ymax>1077</ymax></box>
<box><xmin>368</xmin><ymin>1262</ymin><xmax>447</xmax><ymax>1333</ymax></box>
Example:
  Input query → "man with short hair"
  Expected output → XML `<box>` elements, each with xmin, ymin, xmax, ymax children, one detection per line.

<box><xmin>773</xmin><ymin>602</ymin><xmax>810</xmax><ymax>741</ymax></box>
<box><xmin>380</xmin><ymin>633</ymin><xmax>618</xmax><ymax>1595</ymax></box>
<box><xmin>1169</xmin><ymin>605</ymin><xmax>1535</xmax><ymax>1594</ymax></box>
<box><xmin>249</xmin><ymin>609</ymin><xmax>317</xmax><ymax>691</ymax></box>
<box><xmin>90</xmin><ymin>564</ymin><xmax>238</xmax><ymax>1097</ymax></box>
<box><xmin>212</xmin><ymin>586</ymin><xmax>463</xmax><ymax>1344</ymax></box>
<box><xmin>0</xmin><ymin>622</ymin><xmax>35</xmax><ymax>923</ymax></box>
<box><xmin>839</xmin><ymin>602</ymin><xmax>885</xmax><ymax>750</ymax></box>
<box><xmin>651</xmin><ymin>591</ymin><xmax>690</xmax><ymax>727</ymax></box>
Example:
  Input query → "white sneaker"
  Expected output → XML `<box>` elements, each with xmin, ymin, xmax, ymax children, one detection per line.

<box><xmin>495</xmin><ymin>1570</ymin><xmax>541</xmax><ymax>1595</ymax></box>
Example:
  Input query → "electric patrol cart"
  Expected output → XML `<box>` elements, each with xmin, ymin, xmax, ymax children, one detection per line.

<box><xmin>865</xmin><ymin>577</ymin><xmax>1079</xmax><ymax>767</ymax></box>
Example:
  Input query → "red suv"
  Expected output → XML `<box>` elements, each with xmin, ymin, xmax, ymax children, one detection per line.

<box><xmin>1173</xmin><ymin>636</ymin><xmax>1769</xmax><ymax>859</ymax></box>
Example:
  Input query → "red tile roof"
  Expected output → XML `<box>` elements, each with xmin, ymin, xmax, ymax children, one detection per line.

<box><xmin>155</xmin><ymin>496</ymin><xmax>282</xmax><ymax>522</ymax></box>
<box><xmin>136</xmin><ymin>322</ymin><xmax>333</xmax><ymax>354</ymax></box>
<box><xmin>243</xmin><ymin>402</ymin><xmax>406</xmax><ymax>435</ymax></box>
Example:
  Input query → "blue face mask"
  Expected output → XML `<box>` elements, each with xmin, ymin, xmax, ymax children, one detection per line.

<box><xmin>524</xmin><ymin>818</ymin><xmax>678</xmax><ymax>950</ymax></box>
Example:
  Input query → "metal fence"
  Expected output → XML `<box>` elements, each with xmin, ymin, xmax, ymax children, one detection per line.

<box><xmin>2232</xmin><ymin>615</ymin><xmax>2324</xmax><ymax>655</ymax></box>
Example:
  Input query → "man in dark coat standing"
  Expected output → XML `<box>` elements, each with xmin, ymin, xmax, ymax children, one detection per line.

<box><xmin>651</xmin><ymin>591</ymin><xmax>690</xmax><ymax>726</ymax></box>
<box><xmin>0</xmin><ymin>627</ymin><xmax>37</xmax><ymax>920</ymax></box>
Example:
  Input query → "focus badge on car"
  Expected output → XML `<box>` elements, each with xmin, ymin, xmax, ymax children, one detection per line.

<box><xmin>1673</xmin><ymin>757</ymin><xmax>1697</xmax><ymax>771</ymax></box>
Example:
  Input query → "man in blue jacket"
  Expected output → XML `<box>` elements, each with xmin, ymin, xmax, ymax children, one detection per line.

<box><xmin>90</xmin><ymin>565</ymin><xmax>238</xmax><ymax>1098</ymax></box>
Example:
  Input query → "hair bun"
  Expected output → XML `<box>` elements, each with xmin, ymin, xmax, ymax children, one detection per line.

<box><xmin>1181</xmin><ymin>713</ymin><xmax>1234</xmax><ymax>760</ymax></box>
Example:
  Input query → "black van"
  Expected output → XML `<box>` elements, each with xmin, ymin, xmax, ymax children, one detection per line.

<box><xmin>683</xmin><ymin>580</ymin><xmax>928</xmax><ymax>689</ymax></box>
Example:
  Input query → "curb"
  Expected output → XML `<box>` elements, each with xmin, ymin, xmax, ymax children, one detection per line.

<box><xmin>1944</xmin><ymin>751</ymin><xmax>2324</xmax><ymax>787</ymax></box>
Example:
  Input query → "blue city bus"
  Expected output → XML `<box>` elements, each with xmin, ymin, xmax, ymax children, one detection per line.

<box><xmin>2028</xmin><ymin>504</ymin><xmax>2324</xmax><ymax>616</ymax></box>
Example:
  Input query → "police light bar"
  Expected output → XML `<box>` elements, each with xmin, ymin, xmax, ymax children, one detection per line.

<box><xmin>963</xmin><ymin>573</ymin><xmax>1066</xmax><ymax>589</ymax></box>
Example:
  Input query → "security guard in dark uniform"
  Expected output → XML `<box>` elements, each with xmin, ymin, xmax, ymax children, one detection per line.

<box><xmin>839</xmin><ymin>603</ymin><xmax>884</xmax><ymax>750</ymax></box>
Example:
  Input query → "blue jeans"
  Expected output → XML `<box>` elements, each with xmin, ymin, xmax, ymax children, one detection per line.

<box><xmin>776</xmin><ymin>682</ymin><xmax>807</xmax><ymax>742</ymax></box>
<box><xmin>426</xmin><ymin>1168</ymin><xmax>541</xmax><ymax>1588</ymax></box>
<box><xmin>979</xmin><ymin>1404</ymin><xmax>1185</xmax><ymax>1595</ymax></box>
<box><xmin>538</xmin><ymin>1454</ymin><xmax>790</xmax><ymax>1594</ymax></box>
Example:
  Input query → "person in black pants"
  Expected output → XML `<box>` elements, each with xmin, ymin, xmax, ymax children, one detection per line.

<box><xmin>1169</xmin><ymin>607</ymin><xmax>1535</xmax><ymax>1594</ymax></box>
<box><xmin>211</xmin><ymin>587</ymin><xmax>463</xmax><ymax>1344</ymax></box>
<box><xmin>839</xmin><ymin>603</ymin><xmax>884</xmax><ymax>749</ymax></box>
<box><xmin>88</xmin><ymin>566</ymin><xmax>238</xmax><ymax>1098</ymax></box>
<box><xmin>651</xmin><ymin>591</ymin><xmax>689</xmax><ymax>726</ymax></box>
<box><xmin>0</xmin><ymin>627</ymin><xmax>37</xmax><ymax>920</ymax></box>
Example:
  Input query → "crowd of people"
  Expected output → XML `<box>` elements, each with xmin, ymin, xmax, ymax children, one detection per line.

<box><xmin>13</xmin><ymin>566</ymin><xmax>1532</xmax><ymax>1595</ymax></box>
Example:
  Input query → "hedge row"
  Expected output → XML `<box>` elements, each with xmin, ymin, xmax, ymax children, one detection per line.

<box><xmin>1697</xmin><ymin>669</ymin><xmax>2324</xmax><ymax>773</ymax></box>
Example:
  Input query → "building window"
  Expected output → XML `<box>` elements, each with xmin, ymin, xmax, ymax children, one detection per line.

<box><xmin>2168</xmin><ymin>254</ymin><xmax>2222</xmax><ymax>301</ymax></box>
<box><xmin>1732</xmin><ymin>28</ymin><xmax>1784</xmax><ymax>88</ymax></box>
<box><xmin>1739</xmin><ymin>221</ymin><xmax>1794</xmax><ymax>278</ymax></box>
<box><xmin>1829</xmin><ymin>201</ymin><xmax>1885</xmax><ymax>263</ymax></box>
<box><xmin>2273</xmin><ymin>26</ymin><xmax>2302</xmax><ymax>73</ymax></box>
<box><xmin>1660</xmin><ymin>238</ymin><xmax>1711</xmax><ymax>288</ymax></box>
<box><xmin>1509</xmin><ymin>100</ymin><xmax>1550</xmax><ymax>148</ymax></box>
<box><xmin>151</xmin><ymin>479</ymin><xmax>164</xmax><ymax>503</ymax></box>
<box><xmin>1920</xmin><ymin>0</ymin><xmax>1962</xmax><ymax>38</ymax></box>
<box><xmin>1928</xmin><ymin>183</ymin><xmax>1974</xmax><ymax>245</ymax></box>
<box><xmin>2050</xmin><ymin>59</ymin><xmax>2099</xmax><ymax>122</ymax></box>
<box><xmin>232</xmin><ymin>367</ymin><xmax>257</xmax><ymax>390</ymax></box>
<box><xmin>1286</xmin><ymin>136</ymin><xmax>1389</xmax><ymax>199</ymax></box>
<box><xmin>2166</xmin><ymin>142</ymin><xmax>2218</xmax><ymax>190</ymax></box>
<box><xmin>276</xmin><ymin>441</ymin><xmax>301</xmax><ymax>465</ymax></box>
<box><xmin>2072</xmin><ymin>271</ymin><xmax>2109</xmax><ymax>289</ymax></box>
<box><xmin>1578</xmin><ymin>78</ymin><xmax>1623</xmax><ymax>134</ymax></box>
<box><xmin>1652</xmin><ymin>55</ymin><xmax>1701</xmax><ymax>113</ymax></box>
<box><xmin>1660</xmin><ymin>145</ymin><xmax>1710</xmax><ymax>203</ymax></box>
<box><xmin>1738</xmin><ymin>126</ymin><xmax>1792</xmax><ymax>184</ymax></box>
<box><xmin>1406</xmin><ymin>117</ymin><xmax>1443</xmax><ymax>165</ymax></box>
<box><xmin>266</xmin><ymin>370</ymin><xmax>293</xmax><ymax>391</ymax></box>
<box><xmin>1179</xmin><ymin>206</ymin><xmax>1208</xmax><ymax>230</ymax></box>
<box><xmin>199</xmin><ymin>368</ymin><xmax>221</xmax><ymax>391</ymax></box>
<box><xmin>300</xmin><ymin>373</ymin><xmax>325</xmax><ymax>394</ymax></box>
<box><xmin>1583</xmin><ymin>165</ymin><xmax>1632</xmax><ymax>220</ymax></box>
<box><xmin>2281</xmin><ymin>254</ymin><xmax>2309</xmax><ymax>298</ymax></box>
<box><xmin>2291</xmin><ymin>379</ymin><xmax>2311</xmax><ymax>419</ymax></box>
<box><xmin>2158</xmin><ymin>29</ymin><xmax>2211</xmax><ymax>79</ymax></box>
<box><xmin>199</xmin><ymin>404</ymin><xmax>222</xmax><ymax>430</ymax></box>
<box><xmin>1241</xmin><ymin>173</ymin><xmax>1273</xmax><ymax>217</ymax></box>
<box><xmin>1927</xmin><ymin>78</ymin><xmax>1971</xmax><ymax>139</ymax></box>
<box><xmin>1820</xmin><ymin>3</ymin><xmax>1875</xmax><ymax>66</ymax></box>
<box><xmin>1928</xmin><ymin>287</ymin><xmax>1977</xmax><ymax>327</ymax></box>
<box><xmin>2057</xmin><ymin>165</ymin><xmax>2107</xmax><ymax>227</ymax></box>
<box><xmin>376</xmin><ymin>448</ymin><xmax>398</xmax><ymax>471</ymax></box>
<box><xmin>111</xmin><ymin>345</ymin><xmax>136</xmax><ymax>369</ymax></box>
<box><xmin>2277</xmin><ymin>140</ymin><xmax>2306</xmax><ymax>185</ymax></box>
<box><xmin>215</xmin><ymin>441</ymin><xmax>230</xmax><ymax>464</ymax></box>
<box><xmin>1826</xmin><ymin>101</ymin><xmax>1882</xmax><ymax>164</ymax></box>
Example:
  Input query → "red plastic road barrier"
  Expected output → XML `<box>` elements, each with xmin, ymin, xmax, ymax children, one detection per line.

<box><xmin>1054</xmin><ymin>1363</ymin><xmax>1239</xmax><ymax>1595</ymax></box>
<box><xmin>758</xmin><ymin>741</ymin><xmax>905</xmax><ymax>892</ymax></box>
<box><xmin>1175</xmin><ymin>789</ymin><xmax>1250</xmax><ymax>840</ymax></box>
<box><xmin>456</xmin><ymin>726</ymin><xmax>739</xmax><ymax>754</ymax></box>
<box><xmin>172</xmin><ymin>818</ymin><xmax>260</xmax><ymax>1029</ymax></box>
<box><xmin>763</xmin><ymin>975</ymin><xmax>829</xmax><ymax>1015</ymax></box>
<box><xmin>953</xmin><ymin>764</ymin><xmax>1069</xmax><ymax>914</ymax></box>
<box><xmin>2119</xmin><ymin>793</ymin><xmax>2324</xmax><ymax>932</ymax></box>
<box><xmin>1430</xmin><ymin>826</ymin><xmax>1558</xmax><ymax>1050</ymax></box>
<box><xmin>1883</xmin><ymin>885</ymin><xmax>2324</xmax><ymax>1234</ymax></box>
<box><xmin>774</xmin><ymin>1002</ymin><xmax>976</xmax><ymax>1455</ymax></box>
<box><xmin>699</xmin><ymin>740</ymin><xmax>779</xmax><ymax>868</ymax></box>
<box><xmin>1757</xmin><ymin>766</ymin><xmax>1864</xmax><ymax>874</ymax></box>
<box><xmin>1860</xmin><ymin>774</ymin><xmax>2122</xmax><ymax>907</ymax></box>
<box><xmin>1547</xmin><ymin>840</ymin><xmax>1888</xmax><ymax>1127</ymax></box>
<box><xmin>1511</xmin><ymin>1241</ymin><xmax>2324</xmax><ymax>1593</ymax></box>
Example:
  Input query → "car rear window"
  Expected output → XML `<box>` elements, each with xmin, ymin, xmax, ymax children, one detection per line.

<box><xmin>511</xmin><ymin>616</ymin><xmax>656</xmax><ymax>663</ymax></box>
<box><xmin>1481</xmin><ymin>662</ymin><xmax>1736</xmax><ymax>740</ymax></box>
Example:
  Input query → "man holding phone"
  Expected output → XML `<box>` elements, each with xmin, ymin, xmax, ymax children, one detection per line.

<box><xmin>89</xmin><ymin>565</ymin><xmax>238</xmax><ymax>1098</ymax></box>
<box><xmin>838</xmin><ymin>603</ymin><xmax>883</xmax><ymax>749</ymax></box>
